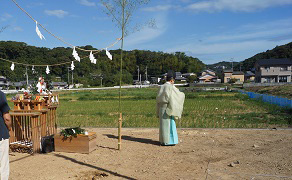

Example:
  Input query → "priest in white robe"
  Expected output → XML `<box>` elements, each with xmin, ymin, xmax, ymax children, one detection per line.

<box><xmin>36</xmin><ymin>77</ymin><xmax>47</xmax><ymax>94</ymax></box>
<box><xmin>156</xmin><ymin>71</ymin><xmax>185</xmax><ymax>146</ymax></box>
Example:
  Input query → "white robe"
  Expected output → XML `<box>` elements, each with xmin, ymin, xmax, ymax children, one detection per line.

<box><xmin>36</xmin><ymin>82</ymin><xmax>47</xmax><ymax>94</ymax></box>
<box><xmin>156</xmin><ymin>82</ymin><xmax>185</xmax><ymax>144</ymax></box>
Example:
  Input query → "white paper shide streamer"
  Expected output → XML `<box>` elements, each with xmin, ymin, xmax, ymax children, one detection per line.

<box><xmin>32</xmin><ymin>65</ymin><xmax>36</xmax><ymax>74</ymax></box>
<box><xmin>72</xmin><ymin>47</ymin><xmax>80</xmax><ymax>62</ymax></box>
<box><xmin>71</xmin><ymin>61</ymin><xmax>75</xmax><ymax>70</ymax></box>
<box><xmin>10</xmin><ymin>63</ymin><xmax>15</xmax><ymax>71</ymax></box>
<box><xmin>106</xmin><ymin>48</ymin><xmax>112</xmax><ymax>60</ymax></box>
<box><xmin>35</xmin><ymin>21</ymin><xmax>46</xmax><ymax>40</ymax></box>
<box><xmin>89</xmin><ymin>51</ymin><xmax>97</xmax><ymax>64</ymax></box>
<box><xmin>46</xmin><ymin>65</ymin><xmax>50</xmax><ymax>74</ymax></box>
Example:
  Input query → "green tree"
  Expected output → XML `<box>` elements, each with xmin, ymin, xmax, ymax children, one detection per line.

<box><xmin>187</xmin><ymin>75</ymin><xmax>197</xmax><ymax>83</ymax></box>
<box><xmin>0</xmin><ymin>41</ymin><xmax>205</xmax><ymax>87</ymax></box>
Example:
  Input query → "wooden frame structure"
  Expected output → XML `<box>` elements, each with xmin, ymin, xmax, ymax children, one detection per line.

<box><xmin>9</xmin><ymin>112</ymin><xmax>41</xmax><ymax>154</ymax></box>
<box><xmin>9</xmin><ymin>94</ymin><xmax>58</xmax><ymax>154</ymax></box>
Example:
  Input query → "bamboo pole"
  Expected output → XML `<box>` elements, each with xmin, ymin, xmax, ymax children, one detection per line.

<box><xmin>118</xmin><ymin>0</ymin><xmax>125</xmax><ymax>150</ymax></box>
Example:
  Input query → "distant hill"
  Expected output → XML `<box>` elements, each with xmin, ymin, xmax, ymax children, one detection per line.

<box><xmin>207</xmin><ymin>61</ymin><xmax>239</xmax><ymax>71</ymax></box>
<box><xmin>234</xmin><ymin>42</ymin><xmax>292</xmax><ymax>71</ymax></box>
<box><xmin>0</xmin><ymin>41</ymin><xmax>205</xmax><ymax>86</ymax></box>
<box><xmin>206</xmin><ymin>61</ymin><xmax>239</xmax><ymax>80</ymax></box>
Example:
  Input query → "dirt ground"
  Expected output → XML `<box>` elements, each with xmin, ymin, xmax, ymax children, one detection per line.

<box><xmin>9</xmin><ymin>128</ymin><xmax>292</xmax><ymax>180</ymax></box>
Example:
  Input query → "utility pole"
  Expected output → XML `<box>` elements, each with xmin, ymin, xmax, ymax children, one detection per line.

<box><xmin>137</xmin><ymin>66</ymin><xmax>139</xmax><ymax>81</ymax></box>
<box><xmin>145</xmin><ymin>66</ymin><xmax>148</xmax><ymax>81</ymax></box>
<box><xmin>231</xmin><ymin>58</ymin><xmax>234</xmax><ymax>71</ymax></box>
<box><xmin>25</xmin><ymin>66</ymin><xmax>28</xmax><ymax>88</ymax></box>
<box><xmin>71</xmin><ymin>69</ymin><xmax>74</xmax><ymax>86</ymax></box>
<box><xmin>139</xmin><ymin>74</ymin><xmax>142</xmax><ymax>85</ymax></box>
<box><xmin>67</xmin><ymin>67</ymin><xmax>70</xmax><ymax>85</ymax></box>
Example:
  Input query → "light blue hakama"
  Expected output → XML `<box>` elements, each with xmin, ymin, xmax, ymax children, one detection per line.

<box><xmin>159</xmin><ymin>104</ymin><xmax>178</xmax><ymax>145</ymax></box>
<box><xmin>168</xmin><ymin>116</ymin><xmax>178</xmax><ymax>145</ymax></box>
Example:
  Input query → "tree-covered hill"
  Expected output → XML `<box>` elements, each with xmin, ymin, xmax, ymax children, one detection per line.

<box><xmin>207</xmin><ymin>61</ymin><xmax>239</xmax><ymax>71</ymax></box>
<box><xmin>234</xmin><ymin>42</ymin><xmax>292</xmax><ymax>71</ymax></box>
<box><xmin>0</xmin><ymin>41</ymin><xmax>205</xmax><ymax>86</ymax></box>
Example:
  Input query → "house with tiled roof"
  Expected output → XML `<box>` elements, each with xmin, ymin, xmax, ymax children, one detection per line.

<box><xmin>223</xmin><ymin>70</ymin><xmax>244</xmax><ymax>83</ymax></box>
<box><xmin>197</xmin><ymin>69</ymin><xmax>220</xmax><ymax>83</ymax></box>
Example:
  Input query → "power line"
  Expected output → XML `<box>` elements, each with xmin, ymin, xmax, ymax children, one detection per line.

<box><xmin>10</xmin><ymin>0</ymin><xmax>121</xmax><ymax>52</ymax></box>
<box><xmin>1</xmin><ymin>0</ymin><xmax>122</xmax><ymax>67</ymax></box>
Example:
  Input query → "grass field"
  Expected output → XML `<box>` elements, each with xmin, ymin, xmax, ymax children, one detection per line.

<box><xmin>7</xmin><ymin>88</ymin><xmax>292</xmax><ymax>128</ymax></box>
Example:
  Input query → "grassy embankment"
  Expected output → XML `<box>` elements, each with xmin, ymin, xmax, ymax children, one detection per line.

<box><xmin>244</xmin><ymin>84</ymin><xmax>292</xmax><ymax>99</ymax></box>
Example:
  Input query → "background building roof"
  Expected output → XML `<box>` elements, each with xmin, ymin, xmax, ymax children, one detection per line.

<box><xmin>256</xmin><ymin>58</ymin><xmax>292</xmax><ymax>66</ymax></box>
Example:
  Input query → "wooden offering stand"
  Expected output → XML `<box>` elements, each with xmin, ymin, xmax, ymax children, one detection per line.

<box><xmin>9</xmin><ymin>93</ymin><xmax>59</xmax><ymax>154</ymax></box>
<box><xmin>31</xmin><ymin>100</ymin><xmax>43</xmax><ymax>110</ymax></box>
<box><xmin>11</xmin><ymin>100</ymin><xmax>23</xmax><ymax>110</ymax></box>
<box><xmin>22</xmin><ymin>100</ymin><xmax>32</xmax><ymax>110</ymax></box>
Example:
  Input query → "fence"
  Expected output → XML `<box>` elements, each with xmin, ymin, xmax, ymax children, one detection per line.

<box><xmin>9</xmin><ymin>112</ymin><xmax>42</xmax><ymax>154</ymax></box>
<box><xmin>240</xmin><ymin>91</ymin><xmax>292</xmax><ymax>108</ymax></box>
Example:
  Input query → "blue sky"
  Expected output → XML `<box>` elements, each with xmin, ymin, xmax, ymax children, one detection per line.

<box><xmin>1</xmin><ymin>0</ymin><xmax>292</xmax><ymax>64</ymax></box>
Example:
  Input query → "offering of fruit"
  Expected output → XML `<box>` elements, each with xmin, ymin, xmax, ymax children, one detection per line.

<box><xmin>35</xmin><ymin>96</ymin><xmax>40</xmax><ymax>101</ymax></box>
<box><xmin>19</xmin><ymin>94</ymin><xmax>24</xmax><ymax>100</ymax></box>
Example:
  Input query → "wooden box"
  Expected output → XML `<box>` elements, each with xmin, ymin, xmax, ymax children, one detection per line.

<box><xmin>54</xmin><ymin>132</ymin><xmax>96</xmax><ymax>154</ymax></box>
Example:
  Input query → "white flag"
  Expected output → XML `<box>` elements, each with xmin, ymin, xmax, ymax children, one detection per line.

<box><xmin>46</xmin><ymin>65</ymin><xmax>50</xmax><ymax>74</ymax></box>
<box><xmin>72</xmin><ymin>47</ymin><xmax>80</xmax><ymax>62</ymax></box>
<box><xmin>35</xmin><ymin>21</ymin><xmax>46</xmax><ymax>40</ymax></box>
<box><xmin>106</xmin><ymin>48</ymin><xmax>112</xmax><ymax>60</ymax></box>
<box><xmin>89</xmin><ymin>51</ymin><xmax>96</xmax><ymax>64</ymax></box>
<box><xmin>71</xmin><ymin>61</ymin><xmax>75</xmax><ymax>70</ymax></box>
<box><xmin>10</xmin><ymin>63</ymin><xmax>15</xmax><ymax>71</ymax></box>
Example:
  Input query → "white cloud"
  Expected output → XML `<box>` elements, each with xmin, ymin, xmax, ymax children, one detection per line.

<box><xmin>165</xmin><ymin>18</ymin><xmax>292</xmax><ymax>63</ymax></box>
<box><xmin>0</xmin><ymin>13</ymin><xmax>12</xmax><ymax>21</ymax></box>
<box><xmin>180</xmin><ymin>0</ymin><xmax>192</xmax><ymax>3</ymax></box>
<box><xmin>26</xmin><ymin>2</ymin><xmax>44</xmax><ymax>8</ymax></box>
<box><xmin>169</xmin><ymin>39</ymin><xmax>292</xmax><ymax>63</ymax></box>
<box><xmin>186</xmin><ymin>0</ymin><xmax>292</xmax><ymax>12</ymax></box>
<box><xmin>44</xmin><ymin>10</ymin><xmax>69</xmax><ymax>18</ymax></box>
<box><xmin>13</xmin><ymin>26</ymin><xmax>23</xmax><ymax>31</ymax></box>
<box><xmin>79</xmin><ymin>0</ymin><xmax>96</xmax><ymax>6</ymax></box>
<box><xmin>206</xmin><ymin>28</ymin><xmax>292</xmax><ymax>43</ymax></box>
<box><xmin>142</xmin><ymin>0</ymin><xmax>292</xmax><ymax>13</ymax></box>
<box><xmin>125</xmin><ymin>14</ymin><xmax>167</xmax><ymax>47</ymax></box>
<box><xmin>142</xmin><ymin>5</ymin><xmax>179</xmax><ymax>12</ymax></box>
